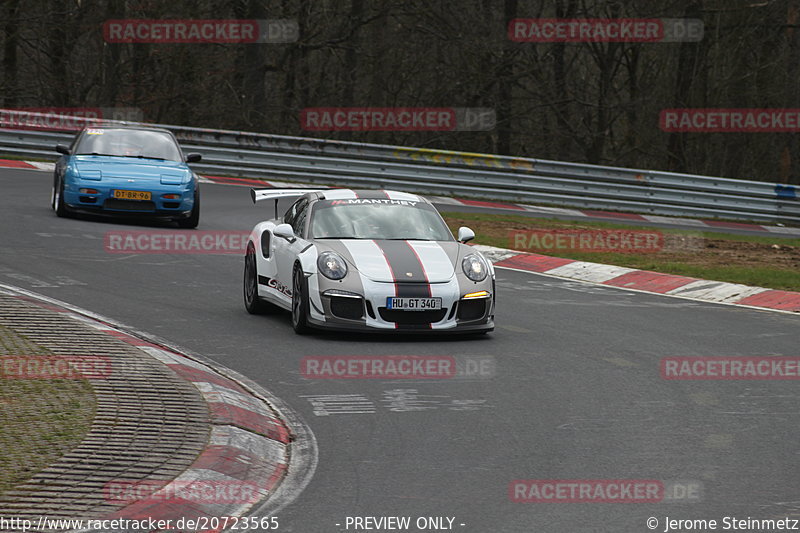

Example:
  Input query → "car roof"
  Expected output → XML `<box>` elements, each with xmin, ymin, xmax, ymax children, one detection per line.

<box><xmin>79</xmin><ymin>124</ymin><xmax>174</xmax><ymax>135</ymax></box>
<box><xmin>311</xmin><ymin>189</ymin><xmax>428</xmax><ymax>204</ymax></box>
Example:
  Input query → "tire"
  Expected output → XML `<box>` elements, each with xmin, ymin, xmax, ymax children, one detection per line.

<box><xmin>177</xmin><ymin>191</ymin><xmax>200</xmax><ymax>229</ymax></box>
<box><xmin>291</xmin><ymin>264</ymin><xmax>310</xmax><ymax>335</ymax></box>
<box><xmin>54</xmin><ymin>177</ymin><xmax>71</xmax><ymax>218</ymax></box>
<box><xmin>243</xmin><ymin>245</ymin><xmax>273</xmax><ymax>314</ymax></box>
<box><xmin>50</xmin><ymin>174</ymin><xmax>57</xmax><ymax>210</ymax></box>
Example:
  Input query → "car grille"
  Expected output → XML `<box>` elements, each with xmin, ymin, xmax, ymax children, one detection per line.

<box><xmin>378</xmin><ymin>308</ymin><xmax>447</xmax><ymax>324</ymax></box>
<box><xmin>104</xmin><ymin>199</ymin><xmax>156</xmax><ymax>212</ymax></box>
<box><xmin>330</xmin><ymin>296</ymin><xmax>364</xmax><ymax>320</ymax></box>
<box><xmin>457</xmin><ymin>299</ymin><xmax>488</xmax><ymax>321</ymax></box>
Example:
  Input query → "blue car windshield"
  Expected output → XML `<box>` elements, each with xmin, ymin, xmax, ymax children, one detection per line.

<box><xmin>310</xmin><ymin>200</ymin><xmax>454</xmax><ymax>241</ymax></box>
<box><xmin>74</xmin><ymin>129</ymin><xmax>182</xmax><ymax>162</ymax></box>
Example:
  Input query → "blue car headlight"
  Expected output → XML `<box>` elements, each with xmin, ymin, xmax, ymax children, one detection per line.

<box><xmin>462</xmin><ymin>253</ymin><xmax>488</xmax><ymax>282</ymax></box>
<box><xmin>160</xmin><ymin>173</ymin><xmax>183</xmax><ymax>185</ymax></box>
<box><xmin>318</xmin><ymin>251</ymin><xmax>348</xmax><ymax>280</ymax></box>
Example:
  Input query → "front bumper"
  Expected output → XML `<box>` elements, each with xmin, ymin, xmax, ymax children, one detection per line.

<box><xmin>63</xmin><ymin>180</ymin><xmax>195</xmax><ymax>218</ymax></box>
<box><xmin>307</xmin><ymin>275</ymin><xmax>495</xmax><ymax>333</ymax></box>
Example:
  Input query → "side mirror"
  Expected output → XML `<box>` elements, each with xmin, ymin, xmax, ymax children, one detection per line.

<box><xmin>273</xmin><ymin>223</ymin><xmax>295</xmax><ymax>242</ymax></box>
<box><xmin>185</xmin><ymin>153</ymin><xmax>202</xmax><ymax>163</ymax></box>
<box><xmin>55</xmin><ymin>144</ymin><xmax>71</xmax><ymax>155</ymax></box>
<box><xmin>457</xmin><ymin>226</ymin><xmax>475</xmax><ymax>244</ymax></box>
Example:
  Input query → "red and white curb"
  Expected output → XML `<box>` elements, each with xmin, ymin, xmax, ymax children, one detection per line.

<box><xmin>475</xmin><ymin>244</ymin><xmax>800</xmax><ymax>314</ymax></box>
<box><xmin>0</xmin><ymin>158</ymin><xmax>54</xmax><ymax>171</ymax></box>
<box><xmin>0</xmin><ymin>283</ymin><xmax>313</xmax><ymax>532</ymax></box>
<box><xmin>3</xmin><ymin>157</ymin><xmax>798</xmax><ymax>236</ymax></box>
<box><xmin>104</xmin><ymin>344</ymin><xmax>290</xmax><ymax>526</ymax></box>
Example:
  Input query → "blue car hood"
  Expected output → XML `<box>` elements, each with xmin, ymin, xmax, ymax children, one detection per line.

<box><xmin>72</xmin><ymin>155</ymin><xmax>191</xmax><ymax>183</ymax></box>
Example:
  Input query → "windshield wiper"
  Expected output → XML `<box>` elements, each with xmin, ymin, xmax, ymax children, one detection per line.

<box><xmin>131</xmin><ymin>155</ymin><xmax>167</xmax><ymax>160</ymax></box>
<box><xmin>77</xmin><ymin>153</ymin><xmax>169</xmax><ymax>160</ymax></box>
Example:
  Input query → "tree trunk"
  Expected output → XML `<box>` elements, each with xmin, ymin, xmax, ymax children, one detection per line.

<box><xmin>2</xmin><ymin>0</ymin><xmax>20</xmax><ymax>108</ymax></box>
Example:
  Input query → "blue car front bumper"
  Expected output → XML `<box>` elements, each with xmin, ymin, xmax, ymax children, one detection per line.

<box><xmin>63</xmin><ymin>180</ymin><xmax>196</xmax><ymax>217</ymax></box>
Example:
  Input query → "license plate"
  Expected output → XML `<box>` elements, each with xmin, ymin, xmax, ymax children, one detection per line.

<box><xmin>113</xmin><ymin>189</ymin><xmax>151</xmax><ymax>201</ymax></box>
<box><xmin>386</xmin><ymin>297</ymin><xmax>442</xmax><ymax>311</ymax></box>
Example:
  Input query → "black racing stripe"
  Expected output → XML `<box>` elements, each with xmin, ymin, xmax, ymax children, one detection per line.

<box><xmin>374</xmin><ymin>240</ymin><xmax>430</xmax><ymax>297</ymax></box>
<box><xmin>397</xmin><ymin>284</ymin><xmax>430</xmax><ymax>298</ymax></box>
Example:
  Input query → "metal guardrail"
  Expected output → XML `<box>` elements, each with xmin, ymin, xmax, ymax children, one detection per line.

<box><xmin>0</xmin><ymin>109</ymin><xmax>797</xmax><ymax>225</ymax></box>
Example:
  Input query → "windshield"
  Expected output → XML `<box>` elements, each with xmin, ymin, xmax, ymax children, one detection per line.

<box><xmin>310</xmin><ymin>199</ymin><xmax>454</xmax><ymax>241</ymax></box>
<box><xmin>74</xmin><ymin>128</ymin><xmax>182</xmax><ymax>162</ymax></box>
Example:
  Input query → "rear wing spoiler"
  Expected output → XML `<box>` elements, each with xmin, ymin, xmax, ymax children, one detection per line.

<box><xmin>250</xmin><ymin>188</ymin><xmax>325</xmax><ymax>204</ymax></box>
<box><xmin>250</xmin><ymin>187</ymin><xmax>326</xmax><ymax>219</ymax></box>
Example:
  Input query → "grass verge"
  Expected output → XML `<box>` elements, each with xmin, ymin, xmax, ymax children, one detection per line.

<box><xmin>0</xmin><ymin>326</ymin><xmax>95</xmax><ymax>495</ymax></box>
<box><xmin>442</xmin><ymin>212</ymin><xmax>800</xmax><ymax>292</ymax></box>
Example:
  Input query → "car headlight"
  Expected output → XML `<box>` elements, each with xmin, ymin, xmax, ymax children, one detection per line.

<box><xmin>318</xmin><ymin>251</ymin><xmax>348</xmax><ymax>280</ymax></box>
<box><xmin>77</xmin><ymin>169</ymin><xmax>102</xmax><ymax>181</ymax></box>
<box><xmin>462</xmin><ymin>254</ymin><xmax>488</xmax><ymax>282</ymax></box>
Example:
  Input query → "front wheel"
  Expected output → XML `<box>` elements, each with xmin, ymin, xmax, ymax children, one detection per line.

<box><xmin>244</xmin><ymin>246</ymin><xmax>273</xmax><ymax>314</ymax></box>
<box><xmin>177</xmin><ymin>192</ymin><xmax>200</xmax><ymax>229</ymax></box>
<box><xmin>54</xmin><ymin>177</ymin><xmax>71</xmax><ymax>218</ymax></box>
<box><xmin>291</xmin><ymin>266</ymin><xmax>310</xmax><ymax>335</ymax></box>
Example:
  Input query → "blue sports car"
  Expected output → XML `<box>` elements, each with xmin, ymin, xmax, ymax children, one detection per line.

<box><xmin>52</xmin><ymin>125</ymin><xmax>202</xmax><ymax>228</ymax></box>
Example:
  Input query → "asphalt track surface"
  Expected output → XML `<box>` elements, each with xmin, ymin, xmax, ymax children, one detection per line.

<box><xmin>2</xmin><ymin>167</ymin><xmax>800</xmax><ymax>532</ymax></box>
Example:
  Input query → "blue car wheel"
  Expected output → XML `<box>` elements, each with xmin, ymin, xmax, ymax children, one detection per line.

<box><xmin>53</xmin><ymin>176</ymin><xmax>72</xmax><ymax>218</ymax></box>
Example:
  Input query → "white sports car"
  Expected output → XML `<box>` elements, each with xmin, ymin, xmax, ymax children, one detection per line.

<box><xmin>243</xmin><ymin>188</ymin><xmax>495</xmax><ymax>334</ymax></box>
